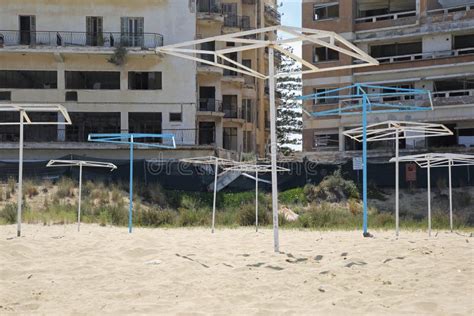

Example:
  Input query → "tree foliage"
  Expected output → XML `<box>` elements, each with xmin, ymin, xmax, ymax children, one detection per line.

<box><xmin>275</xmin><ymin>47</ymin><xmax>302</xmax><ymax>155</ymax></box>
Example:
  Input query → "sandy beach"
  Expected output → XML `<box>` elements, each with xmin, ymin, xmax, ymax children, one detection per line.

<box><xmin>0</xmin><ymin>224</ymin><xmax>472</xmax><ymax>315</ymax></box>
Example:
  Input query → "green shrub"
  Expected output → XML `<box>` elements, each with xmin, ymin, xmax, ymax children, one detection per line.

<box><xmin>279</xmin><ymin>187</ymin><xmax>306</xmax><ymax>205</ymax></box>
<box><xmin>0</xmin><ymin>203</ymin><xmax>17</xmax><ymax>224</ymax></box>
<box><xmin>304</xmin><ymin>169</ymin><xmax>359</xmax><ymax>203</ymax></box>
<box><xmin>139</xmin><ymin>208</ymin><xmax>176</xmax><ymax>227</ymax></box>
<box><xmin>7</xmin><ymin>177</ymin><xmax>16</xmax><ymax>194</ymax></box>
<box><xmin>24</xmin><ymin>180</ymin><xmax>39</xmax><ymax>198</ymax></box>
<box><xmin>56</xmin><ymin>177</ymin><xmax>75</xmax><ymax>198</ymax></box>
<box><xmin>177</xmin><ymin>208</ymin><xmax>210</xmax><ymax>226</ymax></box>
<box><xmin>237</xmin><ymin>203</ymin><xmax>270</xmax><ymax>226</ymax></box>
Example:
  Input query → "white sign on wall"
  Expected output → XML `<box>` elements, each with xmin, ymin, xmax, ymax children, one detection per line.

<box><xmin>353</xmin><ymin>157</ymin><xmax>363</xmax><ymax>170</ymax></box>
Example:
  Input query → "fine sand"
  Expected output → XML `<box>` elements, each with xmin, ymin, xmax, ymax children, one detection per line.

<box><xmin>1</xmin><ymin>224</ymin><xmax>473</xmax><ymax>315</ymax></box>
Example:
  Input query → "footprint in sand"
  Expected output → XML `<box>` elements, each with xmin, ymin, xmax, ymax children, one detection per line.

<box><xmin>314</xmin><ymin>255</ymin><xmax>323</xmax><ymax>261</ymax></box>
<box><xmin>265</xmin><ymin>265</ymin><xmax>284</xmax><ymax>271</ymax></box>
<box><xmin>246</xmin><ymin>262</ymin><xmax>265</xmax><ymax>268</ymax></box>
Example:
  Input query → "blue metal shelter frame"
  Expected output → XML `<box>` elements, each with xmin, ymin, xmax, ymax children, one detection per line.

<box><xmin>88</xmin><ymin>133</ymin><xmax>176</xmax><ymax>233</ymax></box>
<box><xmin>299</xmin><ymin>83</ymin><xmax>433</xmax><ymax>236</ymax></box>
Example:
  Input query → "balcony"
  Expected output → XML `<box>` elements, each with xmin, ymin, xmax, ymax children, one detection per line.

<box><xmin>374</xmin><ymin>47</ymin><xmax>474</xmax><ymax>64</ymax></box>
<box><xmin>264</xmin><ymin>4</ymin><xmax>281</xmax><ymax>25</ymax></box>
<box><xmin>197</xmin><ymin>99</ymin><xmax>224</xmax><ymax>119</ymax></box>
<box><xmin>427</xmin><ymin>4</ymin><xmax>473</xmax><ymax>16</ymax></box>
<box><xmin>222</xmin><ymin>15</ymin><xmax>253</xmax><ymax>31</ymax></box>
<box><xmin>432</xmin><ymin>89</ymin><xmax>474</xmax><ymax>107</ymax></box>
<box><xmin>223</xmin><ymin>107</ymin><xmax>244</xmax><ymax>122</ymax></box>
<box><xmin>354</xmin><ymin>10</ymin><xmax>417</xmax><ymax>31</ymax></box>
<box><xmin>0</xmin><ymin>30</ymin><xmax>164</xmax><ymax>51</ymax></box>
<box><xmin>222</xmin><ymin>70</ymin><xmax>245</xmax><ymax>85</ymax></box>
<box><xmin>197</xmin><ymin>0</ymin><xmax>225</xmax><ymax>23</ymax></box>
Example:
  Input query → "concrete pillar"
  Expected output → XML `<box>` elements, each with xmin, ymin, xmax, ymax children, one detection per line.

<box><xmin>215</xmin><ymin>120</ymin><xmax>223</xmax><ymax>148</ymax></box>
<box><xmin>339</xmin><ymin>126</ymin><xmax>345</xmax><ymax>151</ymax></box>
<box><xmin>57</xmin><ymin>114</ymin><xmax>65</xmax><ymax>142</ymax></box>
<box><xmin>237</xmin><ymin>126</ymin><xmax>244</xmax><ymax>153</ymax></box>
<box><xmin>57</xmin><ymin>63</ymin><xmax>65</xmax><ymax>91</ymax></box>
<box><xmin>121</xmin><ymin>111</ymin><xmax>129</xmax><ymax>133</ymax></box>
<box><xmin>120</xmin><ymin>69</ymin><xmax>127</xmax><ymax>91</ymax></box>
<box><xmin>57</xmin><ymin>61</ymin><xmax>65</xmax><ymax>141</ymax></box>
<box><xmin>418</xmin><ymin>0</ymin><xmax>427</xmax><ymax>18</ymax></box>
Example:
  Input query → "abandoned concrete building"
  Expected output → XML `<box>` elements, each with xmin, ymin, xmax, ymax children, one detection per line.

<box><xmin>0</xmin><ymin>0</ymin><xmax>279</xmax><ymax>160</ymax></box>
<box><xmin>302</xmin><ymin>0</ymin><xmax>474</xmax><ymax>158</ymax></box>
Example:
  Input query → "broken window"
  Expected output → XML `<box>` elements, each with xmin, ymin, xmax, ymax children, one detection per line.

<box><xmin>313</xmin><ymin>132</ymin><xmax>339</xmax><ymax>149</ymax></box>
<box><xmin>0</xmin><ymin>112</ymin><xmax>57</xmax><ymax>142</ymax></box>
<box><xmin>313</xmin><ymin>46</ymin><xmax>339</xmax><ymax>62</ymax></box>
<box><xmin>458</xmin><ymin>128</ymin><xmax>474</xmax><ymax>148</ymax></box>
<box><xmin>129</xmin><ymin>112</ymin><xmax>162</xmax><ymax>134</ymax></box>
<box><xmin>128</xmin><ymin>72</ymin><xmax>162</xmax><ymax>90</ymax></box>
<box><xmin>453</xmin><ymin>34</ymin><xmax>474</xmax><ymax>51</ymax></box>
<box><xmin>313</xmin><ymin>3</ymin><xmax>339</xmax><ymax>20</ymax></box>
<box><xmin>66</xmin><ymin>112</ymin><xmax>120</xmax><ymax>142</ymax></box>
<box><xmin>382</xmin><ymin>83</ymin><xmax>415</xmax><ymax>101</ymax></box>
<box><xmin>223</xmin><ymin>127</ymin><xmax>238</xmax><ymax>151</ymax></box>
<box><xmin>0</xmin><ymin>70</ymin><xmax>57</xmax><ymax>89</ymax></box>
<box><xmin>434</xmin><ymin>77</ymin><xmax>474</xmax><ymax>92</ymax></box>
<box><xmin>313</xmin><ymin>88</ymin><xmax>339</xmax><ymax>105</ymax></box>
<box><xmin>356</xmin><ymin>0</ymin><xmax>416</xmax><ymax>18</ymax></box>
<box><xmin>370</xmin><ymin>41</ymin><xmax>422</xmax><ymax>58</ymax></box>
<box><xmin>66</xmin><ymin>71</ymin><xmax>120</xmax><ymax>89</ymax></box>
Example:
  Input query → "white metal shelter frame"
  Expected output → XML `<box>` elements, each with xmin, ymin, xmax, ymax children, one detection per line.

<box><xmin>224</xmin><ymin>163</ymin><xmax>290</xmax><ymax>232</ymax></box>
<box><xmin>389</xmin><ymin>153</ymin><xmax>474</xmax><ymax>236</ymax></box>
<box><xmin>46</xmin><ymin>160</ymin><xmax>117</xmax><ymax>232</ymax></box>
<box><xmin>344</xmin><ymin>121</ymin><xmax>453</xmax><ymax>236</ymax></box>
<box><xmin>157</xmin><ymin>25</ymin><xmax>378</xmax><ymax>252</ymax></box>
<box><xmin>180</xmin><ymin>156</ymin><xmax>241</xmax><ymax>233</ymax></box>
<box><xmin>0</xmin><ymin>104</ymin><xmax>72</xmax><ymax>237</ymax></box>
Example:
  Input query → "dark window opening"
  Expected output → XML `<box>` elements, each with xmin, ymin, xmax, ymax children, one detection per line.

<box><xmin>0</xmin><ymin>91</ymin><xmax>11</xmax><ymax>101</ymax></box>
<box><xmin>128</xmin><ymin>72</ymin><xmax>162</xmax><ymax>90</ymax></box>
<box><xmin>19</xmin><ymin>15</ymin><xmax>36</xmax><ymax>45</ymax></box>
<box><xmin>199</xmin><ymin>122</ymin><xmax>215</xmax><ymax>145</ymax></box>
<box><xmin>129</xmin><ymin>112</ymin><xmax>162</xmax><ymax>134</ymax></box>
<box><xmin>169</xmin><ymin>112</ymin><xmax>182</xmax><ymax>122</ymax></box>
<box><xmin>120</xmin><ymin>17</ymin><xmax>144</xmax><ymax>47</ymax></box>
<box><xmin>458</xmin><ymin>128</ymin><xmax>474</xmax><ymax>148</ymax></box>
<box><xmin>223</xmin><ymin>52</ymin><xmax>239</xmax><ymax>76</ymax></box>
<box><xmin>313</xmin><ymin>133</ymin><xmax>339</xmax><ymax>149</ymax></box>
<box><xmin>382</xmin><ymin>83</ymin><xmax>415</xmax><ymax>101</ymax></box>
<box><xmin>454</xmin><ymin>34</ymin><xmax>474</xmax><ymax>50</ymax></box>
<box><xmin>371</xmin><ymin>41</ymin><xmax>422</xmax><ymax>58</ymax></box>
<box><xmin>0</xmin><ymin>112</ymin><xmax>57</xmax><ymax>142</ymax></box>
<box><xmin>223</xmin><ymin>127</ymin><xmax>238</xmax><ymax>151</ymax></box>
<box><xmin>434</xmin><ymin>77</ymin><xmax>474</xmax><ymax>92</ymax></box>
<box><xmin>197</xmin><ymin>0</ymin><xmax>221</xmax><ymax>13</ymax></box>
<box><xmin>199</xmin><ymin>86</ymin><xmax>218</xmax><ymax>111</ymax></box>
<box><xmin>0</xmin><ymin>70</ymin><xmax>57</xmax><ymax>89</ymax></box>
<box><xmin>65</xmin><ymin>91</ymin><xmax>78</xmax><ymax>102</ymax></box>
<box><xmin>86</xmin><ymin>16</ymin><xmax>103</xmax><ymax>46</ymax></box>
<box><xmin>356</xmin><ymin>0</ymin><xmax>416</xmax><ymax>18</ymax></box>
<box><xmin>244</xmin><ymin>131</ymin><xmax>253</xmax><ymax>153</ymax></box>
<box><xmin>313</xmin><ymin>88</ymin><xmax>339</xmax><ymax>105</ymax></box>
<box><xmin>66</xmin><ymin>71</ymin><xmax>120</xmax><ymax>90</ymax></box>
<box><xmin>313</xmin><ymin>46</ymin><xmax>339</xmax><ymax>62</ymax></box>
<box><xmin>66</xmin><ymin>112</ymin><xmax>120</xmax><ymax>142</ymax></box>
<box><xmin>313</xmin><ymin>3</ymin><xmax>339</xmax><ymax>20</ymax></box>
<box><xmin>200</xmin><ymin>41</ymin><xmax>215</xmax><ymax>63</ymax></box>
<box><xmin>427</xmin><ymin>124</ymin><xmax>456</xmax><ymax>148</ymax></box>
<box><xmin>223</xmin><ymin>95</ymin><xmax>238</xmax><ymax>118</ymax></box>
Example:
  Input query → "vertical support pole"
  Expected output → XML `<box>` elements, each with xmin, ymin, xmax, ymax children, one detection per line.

<box><xmin>78</xmin><ymin>163</ymin><xmax>83</xmax><ymax>232</ymax></box>
<box><xmin>129</xmin><ymin>136</ymin><xmax>134</xmax><ymax>233</ymax></box>
<box><xmin>362</xmin><ymin>95</ymin><xmax>369</xmax><ymax>237</ymax></box>
<box><xmin>448</xmin><ymin>160</ymin><xmax>453</xmax><ymax>232</ymax></box>
<box><xmin>268</xmin><ymin>46</ymin><xmax>279</xmax><ymax>252</ymax></box>
<box><xmin>212</xmin><ymin>159</ymin><xmax>218</xmax><ymax>233</ymax></box>
<box><xmin>427</xmin><ymin>159</ymin><xmax>431</xmax><ymax>237</ymax></box>
<box><xmin>395</xmin><ymin>131</ymin><xmax>400</xmax><ymax>236</ymax></box>
<box><xmin>255</xmin><ymin>168</ymin><xmax>259</xmax><ymax>232</ymax></box>
<box><xmin>16</xmin><ymin>111</ymin><xmax>24</xmax><ymax>237</ymax></box>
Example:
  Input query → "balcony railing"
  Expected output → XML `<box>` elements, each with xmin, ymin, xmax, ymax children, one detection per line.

<box><xmin>355</xmin><ymin>10</ymin><xmax>417</xmax><ymax>24</ymax></box>
<box><xmin>0</xmin><ymin>30</ymin><xmax>164</xmax><ymax>49</ymax></box>
<box><xmin>197</xmin><ymin>0</ymin><xmax>222</xmax><ymax>14</ymax></box>
<box><xmin>264</xmin><ymin>4</ymin><xmax>281</xmax><ymax>23</ymax></box>
<box><xmin>223</xmin><ymin>107</ymin><xmax>242</xmax><ymax>119</ymax></box>
<box><xmin>427</xmin><ymin>4</ymin><xmax>472</xmax><ymax>16</ymax></box>
<box><xmin>373</xmin><ymin>47</ymin><xmax>474</xmax><ymax>64</ymax></box>
<box><xmin>198</xmin><ymin>98</ymin><xmax>222</xmax><ymax>112</ymax></box>
<box><xmin>433</xmin><ymin>89</ymin><xmax>474</xmax><ymax>98</ymax></box>
<box><xmin>223</xmin><ymin>15</ymin><xmax>252</xmax><ymax>30</ymax></box>
<box><xmin>161</xmin><ymin>128</ymin><xmax>199</xmax><ymax>146</ymax></box>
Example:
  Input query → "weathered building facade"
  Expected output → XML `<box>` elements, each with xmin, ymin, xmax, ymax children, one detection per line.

<box><xmin>302</xmin><ymin>0</ymin><xmax>474</xmax><ymax>158</ymax></box>
<box><xmin>0</xmin><ymin>0</ymin><xmax>279</xmax><ymax>159</ymax></box>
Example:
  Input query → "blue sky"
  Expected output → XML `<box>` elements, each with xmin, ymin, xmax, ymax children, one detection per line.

<box><xmin>280</xmin><ymin>0</ymin><xmax>302</xmax><ymax>57</ymax></box>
